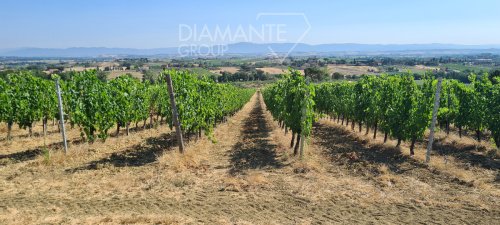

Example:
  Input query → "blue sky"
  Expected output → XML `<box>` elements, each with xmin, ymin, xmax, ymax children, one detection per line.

<box><xmin>1</xmin><ymin>0</ymin><xmax>499</xmax><ymax>48</ymax></box>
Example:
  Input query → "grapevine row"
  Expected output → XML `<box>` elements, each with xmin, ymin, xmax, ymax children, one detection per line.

<box><xmin>0</xmin><ymin>69</ymin><xmax>254</xmax><ymax>142</ymax></box>
<box><xmin>315</xmin><ymin>74</ymin><xmax>500</xmax><ymax>153</ymax></box>
<box><xmin>262</xmin><ymin>69</ymin><xmax>315</xmax><ymax>156</ymax></box>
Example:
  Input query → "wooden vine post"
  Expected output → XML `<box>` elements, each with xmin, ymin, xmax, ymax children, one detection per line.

<box><xmin>299</xmin><ymin>78</ymin><xmax>310</xmax><ymax>159</ymax></box>
<box><xmin>165</xmin><ymin>73</ymin><xmax>185</xmax><ymax>153</ymax></box>
<box><xmin>426</xmin><ymin>77</ymin><xmax>442</xmax><ymax>163</ymax></box>
<box><xmin>55</xmin><ymin>79</ymin><xmax>68</xmax><ymax>154</ymax></box>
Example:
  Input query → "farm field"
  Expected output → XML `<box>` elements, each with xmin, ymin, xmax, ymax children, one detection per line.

<box><xmin>210</xmin><ymin>66</ymin><xmax>241</xmax><ymax>74</ymax></box>
<box><xmin>326</xmin><ymin>64</ymin><xmax>380</xmax><ymax>75</ymax></box>
<box><xmin>1</xmin><ymin>92</ymin><xmax>499</xmax><ymax>224</ymax></box>
<box><xmin>108</xmin><ymin>70</ymin><xmax>143</xmax><ymax>80</ymax></box>
<box><xmin>256</xmin><ymin>67</ymin><xmax>304</xmax><ymax>75</ymax></box>
<box><xmin>211</xmin><ymin>65</ymin><xmax>380</xmax><ymax>76</ymax></box>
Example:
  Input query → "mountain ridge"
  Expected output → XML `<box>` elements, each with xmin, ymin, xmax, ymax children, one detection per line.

<box><xmin>1</xmin><ymin>43</ymin><xmax>500</xmax><ymax>57</ymax></box>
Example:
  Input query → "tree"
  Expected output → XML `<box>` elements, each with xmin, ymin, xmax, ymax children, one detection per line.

<box><xmin>255</xmin><ymin>69</ymin><xmax>266</xmax><ymax>81</ymax></box>
<box><xmin>332</xmin><ymin>72</ymin><xmax>343</xmax><ymax>80</ymax></box>
<box><xmin>304</xmin><ymin>67</ymin><xmax>329</xmax><ymax>82</ymax></box>
<box><xmin>489</xmin><ymin>70</ymin><xmax>500</xmax><ymax>85</ymax></box>
<box><xmin>142</xmin><ymin>70</ymin><xmax>157</xmax><ymax>83</ymax></box>
<box><xmin>121</xmin><ymin>62</ymin><xmax>132</xmax><ymax>70</ymax></box>
<box><xmin>96</xmin><ymin>70</ymin><xmax>108</xmax><ymax>82</ymax></box>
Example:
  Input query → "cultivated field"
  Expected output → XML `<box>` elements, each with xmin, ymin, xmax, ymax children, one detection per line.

<box><xmin>326</xmin><ymin>64</ymin><xmax>380</xmax><ymax>75</ymax></box>
<box><xmin>0</xmin><ymin>93</ymin><xmax>498</xmax><ymax>224</ymax></box>
<box><xmin>108</xmin><ymin>70</ymin><xmax>143</xmax><ymax>80</ymax></box>
<box><xmin>210</xmin><ymin>67</ymin><xmax>240</xmax><ymax>74</ymax></box>
<box><xmin>256</xmin><ymin>67</ymin><xmax>304</xmax><ymax>75</ymax></box>
<box><xmin>211</xmin><ymin>65</ymin><xmax>379</xmax><ymax>76</ymax></box>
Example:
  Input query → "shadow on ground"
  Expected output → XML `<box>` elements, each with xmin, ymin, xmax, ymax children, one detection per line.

<box><xmin>0</xmin><ymin>129</ymin><xmax>61</xmax><ymax>142</ymax></box>
<box><xmin>0</xmin><ymin>135</ymin><xmax>95</xmax><ymax>166</ymax></box>
<box><xmin>313</xmin><ymin>122</ymin><xmax>474</xmax><ymax>187</ymax></box>
<box><xmin>0</xmin><ymin>138</ymin><xmax>82</xmax><ymax>166</ymax></box>
<box><xmin>313</xmin><ymin>122</ymin><xmax>418</xmax><ymax>172</ymax></box>
<box><xmin>0</xmin><ymin>149</ymin><xmax>43</xmax><ymax>166</ymax></box>
<box><xmin>229</xmin><ymin>97</ymin><xmax>282</xmax><ymax>175</ymax></box>
<box><xmin>67</xmin><ymin>133</ymin><xmax>177</xmax><ymax>172</ymax></box>
<box><xmin>0</xmin><ymin>123</ymin><xmax>176</xmax><ymax>168</ymax></box>
<box><xmin>432</xmin><ymin>138</ymin><xmax>499</xmax><ymax>171</ymax></box>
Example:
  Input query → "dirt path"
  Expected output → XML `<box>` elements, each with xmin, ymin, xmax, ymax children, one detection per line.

<box><xmin>227</xmin><ymin>93</ymin><xmax>283</xmax><ymax>175</ymax></box>
<box><xmin>1</xmin><ymin>93</ymin><xmax>499</xmax><ymax>224</ymax></box>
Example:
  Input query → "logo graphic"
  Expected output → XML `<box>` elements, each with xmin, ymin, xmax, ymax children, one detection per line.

<box><xmin>178</xmin><ymin>13</ymin><xmax>310</xmax><ymax>62</ymax></box>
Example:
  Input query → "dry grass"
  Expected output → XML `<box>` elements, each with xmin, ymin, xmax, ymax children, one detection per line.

<box><xmin>158</xmin><ymin>138</ymin><xmax>211</xmax><ymax>172</ymax></box>
<box><xmin>210</xmin><ymin>66</ymin><xmax>306</xmax><ymax>76</ymax></box>
<box><xmin>401</xmin><ymin>65</ymin><xmax>440</xmax><ymax>73</ymax></box>
<box><xmin>1</xmin><ymin>94</ymin><xmax>499</xmax><ymax>224</ymax></box>
<box><xmin>0</xmin><ymin>121</ymin><xmax>80</xmax><ymax>154</ymax></box>
<box><xmin>210</xmin><ymin>66</ymin><xmax>240</xmax><ymax>74</ymax></box>
<box><xmin>414</xmin><ymin>64</ymin><xmax>439</xmax><ymax>71</ymax></box>
<box><xmin>63</xmin><ymin>66</ymin><xmax>91</xmax><ymax>72</ymax></box>
<box><xmin>287</xmin><ymin>143</ymin><xmax>328</xmax><ymax>174</ymax></box>
<box><xmin>220</xmin><ymin>172</ymin><xmax>270</xmax><ymax>192</ymax></box>
<box><xmin>31</xmin><ymin>147</ymin><xmax>88</xmax><ymax>167</ymax></box>
<box><xmin>327</xmin><ymin>64</ymin><xmax>379</xmax><ymax>75</ymax></box>
<box><xmin>1</xmin><ymin>121</ymin><xmax>173</xmax><ymax>168</ymax></box>
<box><xmin>410</xmin><ymin>133</ymin><xmax>498</xmax><ymax>192</ymax></box>
<box><xmin>256</xmin><ymin>67</ymin><xmax>305</xmax><ymax>75</ymax></box>
<box><xmin>375</xmin><ymin>164</ymin><xmax>401</xmax><ymax>188</ymax></box>
<box><xmin>0</xmin><ymin>210</ymin><xmax>193</xmax><ymax>225</ymax></box>
<box><xmin>0</xmin><ymin>124</ymin><xmax>6</xmax><ymax>132</ymax></box>
<box><xmin>246</xmin><ymin>171</ymin><xmax>269</xmax><ymax>185</ymax></box>
<box><xmin>98</xmin><ymin>62</ymin><xmax>120</xmax><ymax>68</ymax></box>
<box><xmin>316</xmin><ymin>118</ymin><xmax>500</xmax><ymax>200</ymax></box>
<box><xmin>108</xmin><ymin>70</ymin><xmax>143</xmax><ymax>80</ymax></box>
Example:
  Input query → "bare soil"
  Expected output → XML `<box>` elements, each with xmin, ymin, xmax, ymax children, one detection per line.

<box><xmin>0</xmin><ymin>93</ymin><xmax>499</xmax><ymax>224</ymax></box>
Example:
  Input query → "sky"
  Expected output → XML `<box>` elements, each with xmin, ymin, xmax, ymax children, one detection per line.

<box><xmin>0</xmin><ymin>0</ymin><xmax>499</xmax><ymax>49</ymax></box>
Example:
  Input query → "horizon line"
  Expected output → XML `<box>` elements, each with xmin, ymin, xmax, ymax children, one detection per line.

<box><xmin>2</xmin><ymin>42</ymin><xmax>500</xmax><ymax>50</ymax></box>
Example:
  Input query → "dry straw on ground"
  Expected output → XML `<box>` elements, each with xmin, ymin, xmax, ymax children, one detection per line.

<box><xmin>0</xmin><ymin>93</ymin><xmax>499</xmax><ymax>224</ymax></box>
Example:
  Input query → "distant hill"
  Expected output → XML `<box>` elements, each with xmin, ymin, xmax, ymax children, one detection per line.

<box><xmin>0</xmin><ymin>47</ymin><xmax>179</xmax><ymax>58</ymax></box>
<box><xmin>227</xmin><ymin>42</ymin><xmax>500</xmax><ymax>54</ymax></box>
<box><xmin>1</xmin><ymin>43</ymin><xmax>500</xmax><ymax>57</ymax></box>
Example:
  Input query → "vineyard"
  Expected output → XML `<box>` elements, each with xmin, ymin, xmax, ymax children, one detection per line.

<box><xmin>263</xmin><ymin>70</ymin><xmax>499</xmax><ymax>160</ymax></box>
<box><xmin>0</xmin><ymin>70</ymin><xmax>254</xmax><ymax>143</ymax></box>
<box><xmin>2</xmin><ymin>69</ymin><xmax>498</xmax><ymax>154</ymax></box>
<box><xmin>314</xmin><ymin>73</ymin><xmax>500</xmax><ymax>153</ymax></box>
<box><xmin>0</xmin><ymin>70</ymin><xmax>499</xmax><ymax>224</ymax></box>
